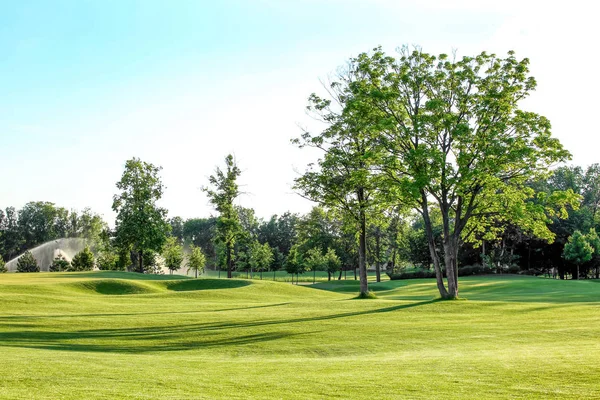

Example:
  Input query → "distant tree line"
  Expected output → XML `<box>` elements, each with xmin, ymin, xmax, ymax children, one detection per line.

<box><xmin>0</xmin><ymin>203</ymin><xmax>105</xmax><ymax>261</ymax></box>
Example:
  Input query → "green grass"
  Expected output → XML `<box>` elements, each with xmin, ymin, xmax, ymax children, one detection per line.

<box><xmin>1</xmin><ymin>272</ymin><xmax>600</xmax><ymax>399</ymax></box>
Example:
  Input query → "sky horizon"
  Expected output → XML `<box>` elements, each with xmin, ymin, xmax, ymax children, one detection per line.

<box><xmin>2</xmin><ymin>0</ymin><xmax>599</xmax><ymax>225</ymax></box>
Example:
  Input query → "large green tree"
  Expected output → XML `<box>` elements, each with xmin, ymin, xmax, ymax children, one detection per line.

<box><xmin>349</xmin><ymin>47</ymin><xmax>575</xmax><ymax>298</ymax></box>
<box><xmin>294</xmin><ymin>65</ymin><xmax>385</xmax><ymax>297</ymax></box>
<box><xmin>112</xmin><ymin>158</ymin><xmax>170</xmax><ymax>273</ymax></box>
<box><xmin>203</xmin><ymin>155</ymin><xmax>242</xmax><ymax>279</ymax></box>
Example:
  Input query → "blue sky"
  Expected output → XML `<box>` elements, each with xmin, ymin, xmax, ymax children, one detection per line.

<box><xmin>1</xmin><ymin>0</ymin><xmax>598</xmax><ymax>224</ymax></box>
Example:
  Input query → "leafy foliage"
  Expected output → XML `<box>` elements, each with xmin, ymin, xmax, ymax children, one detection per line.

<box><xmin>16</xmin><ymin>251</ymin><xmax>39</xmax><ymax>273</ymax></box>
<box><xmin>187</xmin><ymin>244</ymin><xmax>206</xmax><ymax>278</ymax></box>
<box><xmin>202</xmin><ymin>154</ymin><xmax>242</xmax><ymax>278</ymax></box>
<box><xmin>112</xmin><ymin>158</ymin><xmax>170</xmax><ymax>273</ymax></box>
<box><xmin>70</xmin><ymin>247</ymin><xmax>95</xmax><ymax>271</ymax></box>
<box><xmin>49</xmin><ymin>254</ymin><xmax>70</xmax><ymax>272</ymax></box>
<box><xmin>163</xmin><ymin>236</ymin><xmax>184</xmax><ymax>274</ymax></box>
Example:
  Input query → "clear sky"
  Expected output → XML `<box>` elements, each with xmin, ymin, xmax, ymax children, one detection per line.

<box><xmin>1</xmin><ymin>0</ymin><xmax>598</xmax><ymax>225</ymax></box>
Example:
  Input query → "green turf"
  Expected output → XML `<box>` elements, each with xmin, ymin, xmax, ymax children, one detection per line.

<box><xmin>1</xmin><ymin>272</ymin><xmax>600</xmax><ymax>399</ymax></box>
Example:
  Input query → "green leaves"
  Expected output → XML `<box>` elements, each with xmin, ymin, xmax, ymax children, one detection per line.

<box><xmin>112</xmin><ymin>158</ymin><xmax>170</xmax><ymax>273</ymax></box>
<box><xmin>563</xmin><ymin>230</ymin><xmax>594</xmax><ymax>266</ymax></box>
<box><xmin>162</xmin><ymin>236</ymin><xmax>184</xmax><ymax>273</ymax></box>
<box><xmin>187</xmin><ymin>244</ymin><xmax>206</xmax><ymax>277</ymax></box>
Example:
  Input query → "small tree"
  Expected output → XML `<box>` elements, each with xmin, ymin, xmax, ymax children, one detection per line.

<box><xmin>0</xmin><ymin>257</ymin><xmax>7</xmax><ymax>273</ymax></box>
<box><xmin>96</xmin><ymin>251</ymin><xmax>119</xmax><ymax>271</ymax></box>
<box><xmin>112</xmin><ymin>158</ymin><xmax>170</xmax><ymax>273</ymax></box>
<box><xmin>250</xmin><ymin>241</ymin><xmax>273</xmax><ymax>280</ymax></box>
<box><xmin>285</xmin><ymin>244</ymin><xmax>307</xmax><ymax>284</ymax></box>
<box><xmin>202</xmin><ymin>155</ymin><xmax>242</xmax><ymax>279</ymax></box>
<box><xmin>70</xmin><ymin>247</ymin><xmax>95</xmax><ymax>271</ymax></box>
<box><xmin>187</xmin><ymin>245</ymin><xmax>206</xmax><ymax>278</ymax></box>
<box><xmin>50</xmin><ymin>254</ymin><xmax>70</xmax><ymax>272</ymax></box>
<box><xmin>305</xmin><ymin>247</ymin><xmax>326</xmax><ymax>284</ymax></box>
<box><xmin>586</xmin><ymin>228</ymin><xmax>600</xmax><ymax>279</ymax></box>
<box><xmin>163</xmin><ymin>236</ymin><xmax>184</xmax><ymax>275</ymax></box>
<box><xmin>17</xmin><ymin>251</ymin><xmax>39</xmax><ymax>273</ymax></box>
<box><xmin>563</xmin><ymin>230</ymin><xmax>593</xmax><ymax>280</ymax></box>
<box><xmin>324</xmin><ymin>247</ymin><xmax>341</xmax><ymax>281</ymax></box>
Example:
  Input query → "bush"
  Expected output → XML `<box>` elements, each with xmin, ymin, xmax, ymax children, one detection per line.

<box><xmin>388</xmin><ymin>270</ymin><xmax>436</xmax><ymax>280</ymax></box>
<box><xmin>50</xmin><ymin>254</ymin><xmax>70</xmax><ymax>272</ymax></box>
<box><xmin>519</xmin><ymin>268</ymin><xmax>540</xmax><ymax>276</ymax></box>
<box><xmin>97</xmin><ymin>251</ymin><xmax>118</xmax><ymax>271</ymax></box>
<box><xmin>70</xmin><ymin>247</ymin><xmax>95</xmax><ymax>271</ymax></box>
<box><xmin>0</xmin><ymin>257</ymin><xmax>6</xmax><ymax>273</ymax></box>
<box><xmin>507</xmin><ymin>265</ymin><xmax>521</xmax><ymax>274</ymax></box>
<box><xmin>17</xmin><ymin>251</ymin><xmax>40</xmax><ymax>273</ymax></box>
<box><xmin>457</xmin><ymin>264</ymin><xmax>494</xmax><ymax>276</ymax></box>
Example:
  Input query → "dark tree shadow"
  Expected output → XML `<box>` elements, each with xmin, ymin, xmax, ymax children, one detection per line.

<box><xmin>0</xmin><ymin>300</ymin><xmax>436</xmax><ymax>354</ymax></box>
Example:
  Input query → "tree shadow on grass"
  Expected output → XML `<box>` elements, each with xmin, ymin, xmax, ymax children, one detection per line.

<box><xmin>0</xmin><ymin>300</ymin><xmax>436</xmax><ymax>354</ymax></box>
<box><xmin>0</xmin><ymin>303</ymin><xmax>291</xmax><ymax>321</ymax></box>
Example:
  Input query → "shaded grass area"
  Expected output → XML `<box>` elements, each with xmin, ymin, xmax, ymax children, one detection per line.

<box><xmin>1</xmin><ymin>272</ymin><xmax>600</xmax><ymax>399</ymax></box>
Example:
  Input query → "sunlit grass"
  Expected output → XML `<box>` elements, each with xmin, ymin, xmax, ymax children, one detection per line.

<box><xmin>1</xmin><ymin>272</ymin><xmax>600</xmax><ymax>399</ymax></box>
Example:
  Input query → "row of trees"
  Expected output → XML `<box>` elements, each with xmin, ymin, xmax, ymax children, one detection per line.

<box><xmin>292</xmin><ymin>46</ymin><xmax>577</xmax><ymax>298</ymax></box>
<box><xmin>4</xmin><ymin>157</ymin><xmax>599</xmax><ymax>287</ymax></box>
<box><xmin>0</xmin><ymin>203</ymin><xmax>105</xmax><ymax>261</ymax></box>
<box><xmin>7</xmin><ymin>247</ymin><xmax>96</xmax><ymax>273</ymax></box>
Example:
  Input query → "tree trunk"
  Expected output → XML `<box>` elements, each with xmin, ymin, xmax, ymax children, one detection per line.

<box><xmin>260</xmin><ymin>270</ymin><xmax>263</xmax><ymax>280</ymax></box>
<box><xmin>338</xmin><ymin>269</ymin><xmax>342</xmax><ymax>280</ymax></box>
<box><xmin>375</xmin><ymin>232</ymin><xmax>381</xmax><ymax>283</ymax></box>
<box><xmin>226</xmin><ymin>242</ymin><xmax>233</xmax><ymax>279</ymax></box>
<box><xmin>357</xmin><ymin>192</ymin><xmax>369</xmax><ymax>297</ymax></box>
<box><xmin>195</xmin><ymin>268</ymin><xmax>198</xmax><ymax>279</ymax></box>
<box><xmin>138</xmin><ymin>250</ymin><xmax>143</xmax><ymax>274</ymax></box>
<box><xmin>444</xmin><ymin>239</ymin><xmax>459</xmax><ymax>298</ymax></box>
<box><xmin>421</xmin><ymin>197</ymin><xmax>449</xmax><ymax>298</ymax></box>
<box><xmin>575</xmin><ymin>265</ymin><xmax>580</xmax><ymax>280</ymax></box>
<box><xmin>313</xmin><ymin>269</ymin><xmax>316</xmax><ymax>284</ymax></box>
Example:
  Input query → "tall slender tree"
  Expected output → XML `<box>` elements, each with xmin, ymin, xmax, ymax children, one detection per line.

<box><xmin>294</xmin><ymin>65</ymin><xmax>386</xmax><ymax>297</ymax></box>
<box><xmin>203</xmin><ymin>155</ymin><xmax>242</xmax><ymax>278</ymax></box>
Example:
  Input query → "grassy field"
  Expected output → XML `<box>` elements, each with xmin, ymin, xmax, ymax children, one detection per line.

<box><xmin>1</xmin><ymin>272</ymin><xmax>600</xmax><ymax>399</ymax></box>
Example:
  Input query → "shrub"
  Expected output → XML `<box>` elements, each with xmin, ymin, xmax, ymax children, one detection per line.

<box><xmin>50</xmin><ymin>254</ymin><xmax>70</xmax><ymax>272</ymax></box>
<box><xmin>457</xmin><ymin>264</ymin><xmax>494</xmax><ymax>276</ymax></box>
<box><xmin>70</xmin><ymin>247</ymin><xmax>95</xmax><ymax>271</ymax></box>
<box><xmin>96</xmin><ymin>251</ymin><xmax>118</xmax><ymax>271</ymax></box>
<box><xmin>507</xmin><ymin>265</ymin><xmax>521</xmax><ymax>274</ymax></box>
<box><xmin>0</xmin><ymin>257</ymin><xmax>6</xmax><ymax>273</ymax></box>
<box><xmin>519</xmin><ymin>268</ymin><xmax>540</xmax><ymax>276</ymax></box>
<box><xmin>388</xmin><ymin>270</ymin><xmax>436</xmax><ymax>280</ymax></box>
<box><xmin>17</xmin><ymin>251</ymin><xmax>40</xmax><ymax>273</ymax></box>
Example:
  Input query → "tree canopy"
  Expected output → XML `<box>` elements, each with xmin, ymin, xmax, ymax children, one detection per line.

<box><xmin>112</xmin><ymin>158</ymin><xmax>170</xmax><ymax>273</ymax></box>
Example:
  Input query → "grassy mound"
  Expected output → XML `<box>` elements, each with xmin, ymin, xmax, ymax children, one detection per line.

<box><xmin>68</xmin><ymin>279</ymin><xmax>162</xmax><ymax>295</ymax></box>
<box><xmin>162</xmin><ymin>279</ymin><xmax>251</xmax><ymax>292</ymax></box>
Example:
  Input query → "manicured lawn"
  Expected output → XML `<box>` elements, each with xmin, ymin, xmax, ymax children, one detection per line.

<box><xmin>1</xmin><ymin>272</ymin><xmax>600</xmax><ymax>399</ymax></box>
